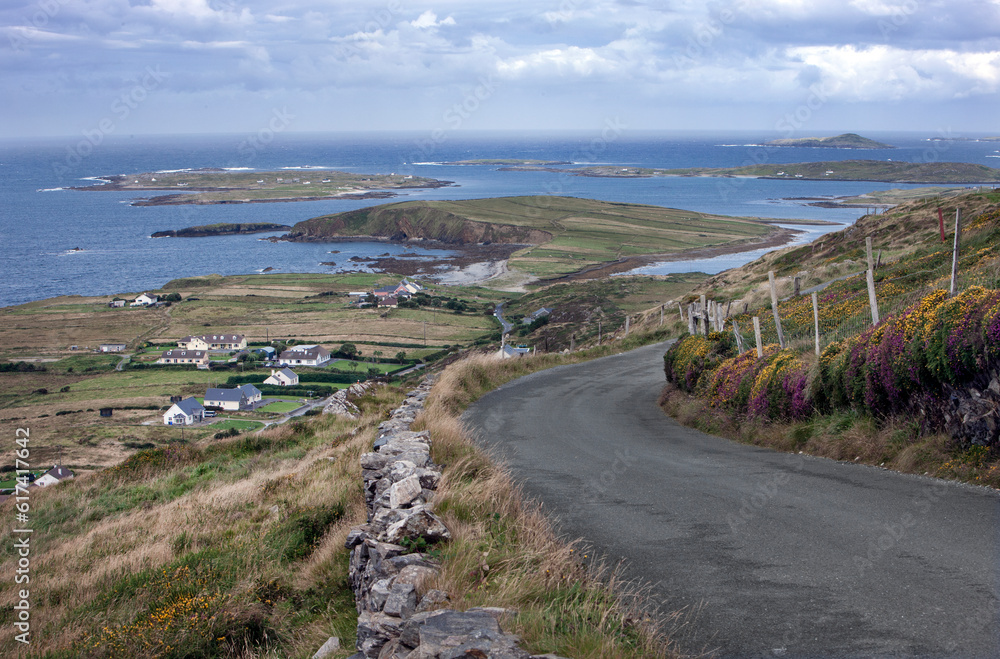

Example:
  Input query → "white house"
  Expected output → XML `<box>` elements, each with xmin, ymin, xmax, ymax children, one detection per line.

<box><xmin>204</xmin><ymin>387</ymin><xmax>250</xmax><ymax>411</ymax></box>
<box><xmin>131</xmin><ymin>293</ymin><xmax>159</xmax><ymax>307</ymax></box>
<box><xmin>34</xmin><ymin>465</ymin><xmax>74</xmax><ymax>487</ymax></box>
<box><xmin>99</xmin><ymin>343</ymin><xmax>127</xmax><ymax>353</ymax></box>
<box><xmin>157</xmin><ymin>349</ymin><xmax>209</xmax><ymax>368</ymax></box>
<box><xmin>237</xmin><ymin>383</ymin><xmax>262</xmax><ymax>404</ymax></box>
<box><xmin>497</xmin><ymin>343</ymin><xmax>532</xmax><ymax>359</ymax></box>
<box><xmin>108</xmin><ymin>299</ymin><xmax>126</xmax><ymax>308</ymax></box>
<box><xmin>263</xmin><ymin>367</ymin><xmax>299</xmax><ymax>386</ymax></box>
<box><xmin>178</xmin><ymin>334</ymin><xmax>247</xmax><ymax>350</ymax></box>
<box><xmin>163</xmin><ymin>397</ymin><xmax>205</xmax><ymax>425</ymax></box>
<box><xmin>279</xmin><ymin>344</ymin><xmax>331</xmax><ymax>367</ymax></box>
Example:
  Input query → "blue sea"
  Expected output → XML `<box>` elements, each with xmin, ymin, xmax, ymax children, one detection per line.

<box><xmin>2</xmin><ymin>130</ymin><xmax>998</xmax><ymax>308</ymax></box>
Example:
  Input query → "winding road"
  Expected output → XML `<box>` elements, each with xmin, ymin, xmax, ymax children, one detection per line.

<box><xmin>462</xmin><ymin>341</ymin><xmax>999</xmax><ymax>658</ymax></box>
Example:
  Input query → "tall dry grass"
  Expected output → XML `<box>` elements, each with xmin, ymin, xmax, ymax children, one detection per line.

<box><xmin>411</xmin><ymin>355</ymin><xmax>683</xmax><ymax>659</ymax></box>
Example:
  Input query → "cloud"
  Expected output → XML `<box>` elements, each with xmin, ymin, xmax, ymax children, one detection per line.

<box><xmin>410</xmin><ymin>10</ymin><xmax>456</xmax><ymax>29</ymax></box>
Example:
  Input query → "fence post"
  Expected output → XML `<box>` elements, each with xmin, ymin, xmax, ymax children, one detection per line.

<box><xmin>677</xmin><ymin>302</ymin><xmax>684</xmax><ymax>321</ymax></box>
<box><xmin>950</xmin><ymin>208</ymin><xmax>962</xmax><ymax>296</ymax></box>
<box><xmin>768</xmin><ymin>271</ymin><xmax>785</xmax><ymax>348</ymax></box>
<box><xmin>625</xmin><ymin>315</ymin><xmax>630</xmax><ymax>337</ymax></box>
<box><xmin>794</xmin><ymin>276</ymin><xmax>801</xmax><ymax>296</ymax></box>
<box><xmin>700</xmin><ymin>294</ymin><xmax>707</xmax><ymax>336</ymax></box>
<box><xmin>688</xmin><ymin>305</ymin><xmax>696</xmax><ymax>334</ymax></box>
<box><xmin>732</xmin><ymin>318</ymin><xmax>745</xmax><ymax>354</ymax></box>
<box><xmin>812</xmin><ymin>291</ymin><xmax>820</xmax><ymax>356</ymax></box>
<box><xmin>660</xmin><ymin>304</ymin><xmax>664</xmax><ymax>326</ymax></box>
<box><xmin>753</xmin><ymin>316</ymin><xmax>763</xmax><ymax>357</ymax></box>
<box><xmin>570</xmin><ymin>334</ymin><xmax>575</xmax><ymax>352</ymax></box>
<box><xmin>598</xmin><ymin>320</ymin><xmax>602</xmax><ymax>345</ymax></box>
<box><xmin>866</xmin><ymin>237</ymin><xmax>880</xmax><ymax>326</ymax></box>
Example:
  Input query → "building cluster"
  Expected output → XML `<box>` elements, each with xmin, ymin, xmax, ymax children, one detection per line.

<box><xmin>348</xmin><ymin>279</ymin><xmax>423</xmax><ymax>308</ymax></box>
<box><xmin>162</xmin><ymin>369</ymin><xmax>300</xmax><ymax>426</ymax></box>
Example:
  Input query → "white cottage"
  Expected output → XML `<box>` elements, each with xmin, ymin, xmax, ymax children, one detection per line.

<box><xmin>163</xmin><ymin>397</ymin><xmax>205</xmax><ymax>425</ymax></box>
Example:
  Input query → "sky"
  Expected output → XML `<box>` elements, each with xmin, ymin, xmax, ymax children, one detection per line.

<box><xmin>1</xmin><ymin>0</ymin><xmax>999</xmax><ymax>139</ymax></box>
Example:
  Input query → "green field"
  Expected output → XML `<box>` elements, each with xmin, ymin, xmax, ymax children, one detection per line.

<box><xmin>78</xmin><ymin>169</ymin><xmax>447</xmax><ymax>205</ymax></box>
<box><xmin>209</xmin><ymin>418</ymin><xmax>265</xmax><ymax>432</ymax></box>
<box><xmin>292</xmin><ymin>196</ymin><xmax>780</xmax><ymax>279</ymax></box>
<box><xmin>257</xmin><ymin>401</ymin><xmax>303</xmax><ymax>414</ymax></box>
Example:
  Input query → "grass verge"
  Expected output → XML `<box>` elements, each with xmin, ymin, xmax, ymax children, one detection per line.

<box><xmin>410</xmin><ymin>340</ymin><xmax>687</xmax><ymax>658</ymax></box>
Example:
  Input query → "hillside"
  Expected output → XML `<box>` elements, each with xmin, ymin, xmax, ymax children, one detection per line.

<box><xmin>762</xmin><ymin>133</ymin><xmax>894</xmax><ymax>148</ymax></box>
<box><xmin>285</xmin><ymin>196</ymin><xmax>788</xmax><ymax>281</ymax></box>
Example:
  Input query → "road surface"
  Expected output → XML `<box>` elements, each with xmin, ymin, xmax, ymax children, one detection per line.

<box><xmin>462</xmin><ymin>341</ymin><xmax>1000</xmax><ymax>658</ymax></box>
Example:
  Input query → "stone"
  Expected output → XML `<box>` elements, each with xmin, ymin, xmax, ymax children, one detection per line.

<box><xmin>397</xmin><ymin>609</ymin><xmax>529</xmax><ymax>659</ymax></box>
<box><xmin>383</xmin><ymin>508</ymin><xmax>451</xmax><ymax>545</ymax></box>
<box><xmin>388</xmin><ymin>475</ymin><xmax>423</xmax><ymax>509</ymax></box>
<box><xmin>370</xmin><ymin>578</ymin><xmax>393</xmax><ymax>611</ymax></box>
<box><xmin>390</xmin><ymin>460</ymin><xmax>418</xmax><ymax>482</ymax></box>
<box><xmin>383</xmin><ymin>582</ymin><xmax>417</xmax><ymax>619</ymax></box>
<box><xmin>346</xmin><ymin>527</ymin><xmax>371</xmax><ymax>549</ymax></box>
<box><xmin>312</xmin><ymin>636</ymin><xmax>341</xmax><ymax>659</ymax></box>
<box><xmin>414</xmin><ymin>589</ymin><xmax>449</xmax><ymax>613</ymax></box>
<box><xmin>361</xmin><ymin>452</ymin><xmax>390</xmax><ymax>471</ymax></box>
<box><xmin>414</xmin><ymin>468</ymin><xmax>440</xmax><ymax>490</ymax></box>
<box><xmin>394</xmin><ymin>564</ymin><xmax>439</xmax><ymax>595</ymax></box>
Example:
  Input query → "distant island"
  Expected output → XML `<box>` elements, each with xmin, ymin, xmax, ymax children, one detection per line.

<box><xmin>73</xmin><ymin>169</ymin><xmax>452</xmax><ymax>205</ymax></box>
<box><xmin>497</xmin><ymin>159</ymin><xmax>1000</xmax><ymax>183</ymax></box>
<box><xmin>762</xmin><ymin>133</ymin><xmax>894</xmax><ymax>149</ymax></box>
<box><xmin>440</xmin><ymin>159</ymin><xmax>572</xmax><ymax>166</ymax></box>
<box><xmin>151</xmin><ymin>223</ymin><xmax>291</xmax><ymax>238</ymax></box>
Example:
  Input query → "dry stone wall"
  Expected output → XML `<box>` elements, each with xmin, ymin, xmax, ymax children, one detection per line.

<box><xmin>342</xmin><ymin>377</ymin><xmax>568</xmax><ymax>659</ymax></box>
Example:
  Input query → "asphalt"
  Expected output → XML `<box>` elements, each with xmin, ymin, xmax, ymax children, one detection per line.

<box><xmin>461</xmin><ymin>340</ymin><xmax>1000</xmax><ymax>658</ymax></box>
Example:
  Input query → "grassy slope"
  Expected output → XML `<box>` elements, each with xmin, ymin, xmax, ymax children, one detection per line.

<box><xmin>290</xmin><ymin>196</ymin><xmax>776</xmax><ymax>279</ymax></box>
<box><xmin>651</xmin><ymin>187</ymin><xmax>1000</xmax><ymax>488</ymax></box>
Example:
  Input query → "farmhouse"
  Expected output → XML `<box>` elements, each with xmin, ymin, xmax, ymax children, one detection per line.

<box><xmin>264</xmin><ymin>367</ymin><xmax>299</xmax><ymax>386</ymax></box>
<box><xmin>131</xmin><ymin>293</ymin><xmax>158</xmax><ymax>307</ymax></box>
<box><xmin>237</xmin><ymin>383</ymin><xmax>262</xmax><ymax>404</ymax></box>
<box><xmin>178</xmin><ymin>334</ymin><xmax>247</xmax><ymax>350</ymax></box>
<box><xmin>204</xmin><ymin>387</ymin><xmax>250</xmax><ymax>411</ymax></box>
<box><xmin>522</xmin><ymin>307</ymin><xmax>553</xmax><ymax>325</ymax></box>
<box><xmin>279</xmin><ymin>344</ymin><xmax>331</xmax><ymax>367</ymax></box>
<box><xmin>163</xmin><ymin>397</ymin><xmax>205</xmax><ymax>425</ymax></box>
<box><xmin>497</xmin><ymin>343</ymin><xmax>532</xmax><ymax>359</ymax></box>
<box><xmin>99</xmin><ymin>343</ymin><xmax>127</xmax><ymax>353</ymax></box>
<box><xmin>34</xmin><ymin>465</ymin><xmax>74</xmax><ymax>487</ymax></box>
<box><xmin>157</xmin><ymin>349</ymin><xmax>210</xmax><ymax>368</ymax></box>
<box><xmin>108</xmin><ymin>298</ymin><xmax>126</xmax><ymax>308</ymax></box>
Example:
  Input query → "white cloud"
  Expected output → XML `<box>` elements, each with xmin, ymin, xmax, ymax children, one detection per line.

<box><xmin>410</xmin><ymin>10</ymin><xmax>456</xmax><ymax>29</ymax></box>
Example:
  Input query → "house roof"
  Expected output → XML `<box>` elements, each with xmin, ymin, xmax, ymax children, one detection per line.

<box><xmin>276</xmin><ymin>367</ymin><xmax>297</xmax><ymax>378</ymax></box>
<box><xmin>182</xmin><ymin>333</ymin><xmax>245</xmax><ymax>343</ymax></box>
<box><xmin>238</xmin><ymin>383</ymin><xmax>261</xmax><ymax>395</ymax></box>
<box><xmin>161</xmin><ymin>349</ymin><xmax>206</xmax><ymax>358</ymax></box>
<box><xmin>43</xmin><ymin>465</ymin><xmax>74</xmax><ymax>481</ymax></box>
<box><xmin>174</xmin><ymin>397</ymin><xmax>205</xmax><ymax>414</ymax></box>
<box><xmin>205</xmin><ymin>387</ymin><xmax>246</xmax><ymax>402</ymax></box>
<box><xmin>280</xmin><ymin>345</ymin><xmax>330</xmax><ymax>360</ymax></box>
<box><xmin>500</xmin><ymin>344</ymin><xmax>531</xmax><ymax>357</ymax></box>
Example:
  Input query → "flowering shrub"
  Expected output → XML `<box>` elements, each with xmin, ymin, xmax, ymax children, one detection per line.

<box><xmin>663</xmin><ymin>333</ymin><xmax>736</xmax><ymax>392</ymax></box>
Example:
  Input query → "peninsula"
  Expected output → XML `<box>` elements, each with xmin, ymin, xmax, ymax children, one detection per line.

<box><xmin>72</xmin><ymin>168</ymin><xmax>452</xmax><ymax>205</ymax></box>
<box><xmin>762</xmin><ymin>133</ymin><xmax>894</xmax><ymax>149</ymax></box>
<box><xmin>150</xmin><ymin>222</ymin><xmax>291</xmax><ymax>238</ymax></box>
<box><xmin>280</xmin><ymin>195</ymin><xmax>820</xmax><ymax>282</ymax></box>
<box><xmin>497</xmin><ymin>160</ymin><xmax>1000</xmax><ymax>184</ymax></box>
<box><xmin>439</xmin><ymin>159</ymin><xmax>572</xmax><ymax>166</ymax></box>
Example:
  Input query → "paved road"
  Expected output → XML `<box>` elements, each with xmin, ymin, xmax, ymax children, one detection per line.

<box><xmin>462</xmin><ymin>341</ymin><xmax>1000</xmax><ymax>658</ymax></box>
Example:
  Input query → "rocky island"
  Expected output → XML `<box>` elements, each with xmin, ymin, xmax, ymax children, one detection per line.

<box><xmin>72</xmin><ymin>169</ymin><xmax>452</xmax><ymax>205</ymax></box>
<box><xmin>762</xmin><ymin>133</ymin><xmax>894</xmax><ymax>149</ymax></box>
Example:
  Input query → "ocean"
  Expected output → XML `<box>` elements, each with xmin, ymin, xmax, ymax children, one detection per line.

<box><xmin>2</xmin><ymin>130</ymin><xmax>997</xmax><ymax>308</ymax></box>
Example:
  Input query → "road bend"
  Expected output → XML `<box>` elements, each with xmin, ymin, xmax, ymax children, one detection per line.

<box><xmin>461</xmin><ymin>340</ymin><xmax>999</xmax><ymax>658</ymax></box>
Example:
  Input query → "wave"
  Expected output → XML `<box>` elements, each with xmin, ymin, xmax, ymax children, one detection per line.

<box><xmin>411</xmin><ymin>162</ymin><xmax>443</xmax><ymax>166</ymax></box>
<box><xmin>37</xmin><ymin>187</ymin><xmax>65</xmax><ymax>192</ymax></box>
<box><xmin>156</xmin><ymin>168</ymin><xmax>194</xmax><ymax>173</ymax></box>
<box><xmin>224</xmin><ymin>167</ymin><xmax>254</xmax><ymax>171</ymax></box>
<box><xmin>280</xmin><ymin>165</ymin><xmax>335</xmax><ymax>170</ymax></box>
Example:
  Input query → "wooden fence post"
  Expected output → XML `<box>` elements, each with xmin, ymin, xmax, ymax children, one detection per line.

<box><xmin>660</xmin><ymin>305</ymin><xmax>664</xmax><ymax>326</ymax></box>
<box><xmin>794</xmin><ymin>276</ymin><xmax>801</xmax><ymax>297</ymax></box>
<box><xmin>768</xmin><ymin>271</ymin><xmax>785</xmax><ymax>348</ymax></box>
<box><xmin>950</xmin><ymin>208</ymin><xmax>962</xmax><ymax>296</ymax></box>
<box><xmin>624</xmin><ymin>315</ymin><xmax>630</xmax><ymax>337</ymax></box>
<box><xmin>753</xmin><ymin>316</ymin><xmax>763</xmax><ymax>357</ymax></box>
<box><xmin>598</xmin><ymin>321</ymin><xmax>602</xmax><ymax>345</ymax></box>
<box><xmin>732</xmin><ymin>318</ymin><xmax>745</xmax><ymax>354</ymax></box>
<box><xmin>866</xmin><ymin>236</ymin><xmax>880</xmax><ymax>326</ymax></box>
<box><xmin>677</xmin><ymin>302</ymin><xmax>684</xmax><ymax>321</ymax></box>
<box><xmin>812</xmin><ymin>291</ymin><xmax>820</xmax><ymax>356</ymax></box>
<box><xmin>700</xmin><ymin>294</ymin><xmax>708</xmax><ymax>336</ymax></box>
<box><xmin>688</xmin><ymin>304</ymin><xmax>696</xmax><ymax>334</ymax></box>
